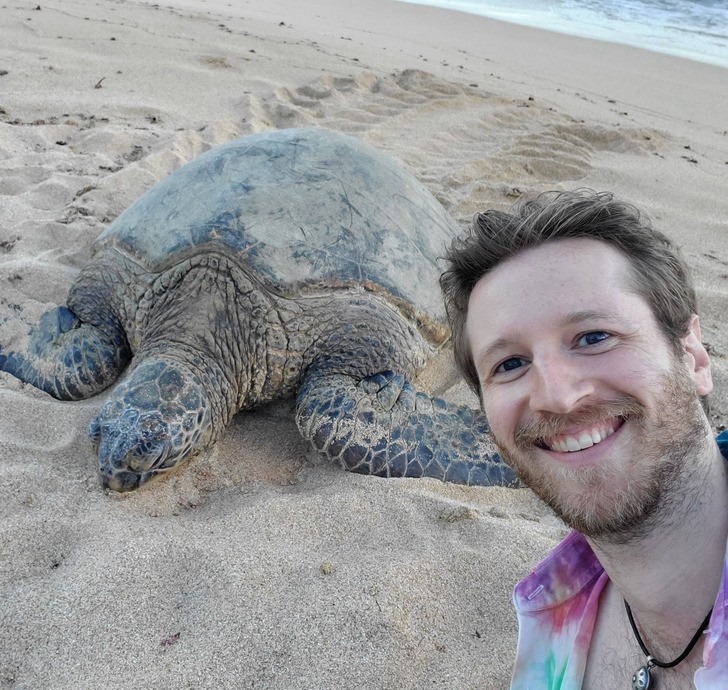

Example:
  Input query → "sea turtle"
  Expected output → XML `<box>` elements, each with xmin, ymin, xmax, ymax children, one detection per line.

<box><xmin>0</xmin><ymin>128</ymin><xmax>518</xmax><ymax>492</ymax></box>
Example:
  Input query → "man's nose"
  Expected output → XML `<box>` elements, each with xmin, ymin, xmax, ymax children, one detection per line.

<box><xmin>528</xmin><ymin>356</ymin><xmax>594</xmax><ymax>415</ymax></box>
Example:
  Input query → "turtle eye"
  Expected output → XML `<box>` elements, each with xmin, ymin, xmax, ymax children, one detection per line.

<box><xmin>127</xmin><ymin>441</ymin><xmax>168</xmax><ymax>473</ymax></box>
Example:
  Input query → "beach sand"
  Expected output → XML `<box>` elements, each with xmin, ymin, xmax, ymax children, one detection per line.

<box><xmin>1</xmin><ymin>0</ymin><xmax>727</xmax><ymax>687</ymax></box>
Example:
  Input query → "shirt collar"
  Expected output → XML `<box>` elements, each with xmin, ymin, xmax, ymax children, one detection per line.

<box><xmin>513</xmin><ymin>530</ymin><xmax>603</xmax><ymax>611</ymax></box>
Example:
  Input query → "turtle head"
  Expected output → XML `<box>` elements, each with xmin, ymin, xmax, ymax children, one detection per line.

<box><xmin>89</xmin><ymin>358</ymin><xmax>213</xmax><ymax>492</ymax></box>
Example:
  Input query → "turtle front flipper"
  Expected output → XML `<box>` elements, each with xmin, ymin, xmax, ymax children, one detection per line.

<box><xmin>0</xmin><ymin>305</ymin><xmax>130</xmax><ymax>400</ymax></box>
<box><xmin>295</xmin><ymin>366</ymin><xmax>520</xmax><ymax>487</ymax></box>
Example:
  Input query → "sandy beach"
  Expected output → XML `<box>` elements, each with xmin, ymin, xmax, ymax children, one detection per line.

<box><xmin>1</xmin><ymin>0</ymin><xmax>727</xmax><ymax>687</ymax></box>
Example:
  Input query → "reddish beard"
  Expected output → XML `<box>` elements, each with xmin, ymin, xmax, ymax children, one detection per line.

<box><xmin>493</xmin><ymin>369</ymin><xmax>708</xmax><ymax>543</ymax></box>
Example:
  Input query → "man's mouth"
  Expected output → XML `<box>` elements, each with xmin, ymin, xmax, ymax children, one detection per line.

<box><xmin>539</xmin><ymin>417</ymin><xmax>623</xmax><ymax>453</ymax></box>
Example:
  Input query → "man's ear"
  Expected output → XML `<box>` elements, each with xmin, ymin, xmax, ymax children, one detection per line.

<box><xmin>683</xmin><ymin>314</ymin><xmax>713</xmax><ymax>396</ymax></box>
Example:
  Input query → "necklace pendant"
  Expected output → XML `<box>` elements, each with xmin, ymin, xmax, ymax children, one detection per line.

<box><xmin>631</xmin><ymin>665</ymin><xmax>651</xmax><ymax>690</ymax></box>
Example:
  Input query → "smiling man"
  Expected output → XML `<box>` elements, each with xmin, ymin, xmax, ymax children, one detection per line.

<box><xmin>440</xmin><ymin>190</ymin><xmax>728</xmax><ymax>689</ymax></box>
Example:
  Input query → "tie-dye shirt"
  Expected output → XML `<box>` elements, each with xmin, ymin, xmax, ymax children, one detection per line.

<box><xmin>510</xmin><ymin>432</ymin><xmax>728</xmax><ymax>690</ymax></box>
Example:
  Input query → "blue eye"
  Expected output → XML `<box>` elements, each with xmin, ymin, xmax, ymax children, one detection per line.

<box><xmin>578</xmin><ymin>331</ymin><xmax>610</xmax><ymax>346</ymax></box>
<box><xmin>496</xmin><ymin>357</ymin><xmax>527</xmax><ymax>374</ymax></box>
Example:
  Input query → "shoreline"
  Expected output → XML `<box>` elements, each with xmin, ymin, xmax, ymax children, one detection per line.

<box><xmin>145</xmin><ymin>0</ymin><xmax>728</xmax><ymax>138</ymax></box>
<box><xmin>393</xmin><ymin>0</ymin><xmax>728</xmax><ymax>71</ymax></box>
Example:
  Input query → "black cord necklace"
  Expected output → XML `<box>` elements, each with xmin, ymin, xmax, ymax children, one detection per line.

<box><xmin>624</xmin><ymin>600</ymin><xmax>713</xmax><ymax>689</ymax></box>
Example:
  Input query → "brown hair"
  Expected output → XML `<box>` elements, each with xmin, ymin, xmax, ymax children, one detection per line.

<box><xmin>440</xmin><ymin>189</ymin><xmax>697</xmax><ymax>395</ymax></box>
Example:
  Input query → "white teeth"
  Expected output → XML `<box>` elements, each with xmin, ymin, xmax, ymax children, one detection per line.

<box><xmin>566</xmin><ymin>437</ymin><xmax>582</xmax><ymax>452</ymax></box>
<box><xmin>578</xmin><ymin>432</ymin><xmax>594</xmax><ymax>449</ymax></box>
<box><xmin>546</xmin><ymin>423</ymin><xmax>617</xmax><ymax>453</ymax></box>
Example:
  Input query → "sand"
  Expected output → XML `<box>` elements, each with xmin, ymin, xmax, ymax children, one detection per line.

<box><xmin>1</xmin><ymin>0</ymin><xmax>727</xmax><ymax>688</ymax></box>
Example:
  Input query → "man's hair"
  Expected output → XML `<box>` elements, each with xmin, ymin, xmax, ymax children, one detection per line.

<box><xmin>440</xmin><ymin>189</ymin><xmax>697</xmax><ymax>396</ymax></box>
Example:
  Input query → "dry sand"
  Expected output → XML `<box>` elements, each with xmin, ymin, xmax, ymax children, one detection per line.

<box><xmin>1</xmin><ymin>0</ymin><xmax>727</xmax><ymax>688</ymax></box>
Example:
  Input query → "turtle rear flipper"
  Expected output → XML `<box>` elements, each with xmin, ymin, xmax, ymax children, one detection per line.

<box><xmin>0</xmin><ymin>305</ymin><xmax>130</xmax><ymax>400</ymax></box>
<box><xmin>295</xmin><ymin>366</ymin><xmax>520</xmax><ymax>487</ymax></box>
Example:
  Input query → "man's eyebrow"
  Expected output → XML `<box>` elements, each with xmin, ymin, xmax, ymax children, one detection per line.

<box><xmin>561</xmin><ymin>310</ymin><xmax>628</xmax><ymax>327</ymax></box>
<box><xmin>473</xmin><ymin>337</ymin><xmax>516</xmax><ymax>371</ymax></box>
<box><xmin>472</xmin><ymin>310</ymin><xmax>630</xmax><ymax>370</ymax></box>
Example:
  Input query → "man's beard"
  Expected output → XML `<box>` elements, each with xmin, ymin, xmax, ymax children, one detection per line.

<box><xmin>493</xmin><ymin>365</ymin><xmax>709</xmax><ymax>544</ymax></box>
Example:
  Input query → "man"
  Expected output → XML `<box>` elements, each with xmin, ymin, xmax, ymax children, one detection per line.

<box><xmin>440</xmin><ymin>189</ymin><xmax>728</xmax><ymax>689</ymax></box>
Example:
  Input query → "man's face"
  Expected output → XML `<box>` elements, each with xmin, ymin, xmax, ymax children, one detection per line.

<box><xmin>466</xmin><ymin>238</ymin><xmax>713</xmax><ymax>541</ymax></box>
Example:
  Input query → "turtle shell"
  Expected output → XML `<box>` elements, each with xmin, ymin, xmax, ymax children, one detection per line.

<box><xmin>95</xmin><ymin>128</ymin><xmax>460</xmax><ymax>331</ymax></box>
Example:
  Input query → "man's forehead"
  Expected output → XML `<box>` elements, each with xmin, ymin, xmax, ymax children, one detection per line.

<box><xmin>470</xmin><ymin>239</ymin><xmax>633</xmax><ymax>302</ymax></box>
<box><xmin>479</xmin><ymin>237</ymin><xmax>631</xmax><ymax>288</ymax></box>
<box><xmin>465</xmin><ymin>239</ymin><xmax>649</xmax><ymax>348</ymax></box>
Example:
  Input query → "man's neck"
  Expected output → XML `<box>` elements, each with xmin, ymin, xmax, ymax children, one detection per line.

<box><xmin>587</xmin><ymin>435</ymin><xmax>728</xmax><ymax>655</ymax></box>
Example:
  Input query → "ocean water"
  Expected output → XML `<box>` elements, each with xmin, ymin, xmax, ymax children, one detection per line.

<box><xmin>399</xmin><ymin>0</ymin><xmax>728</xmax><ymax>69</ymax></box>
